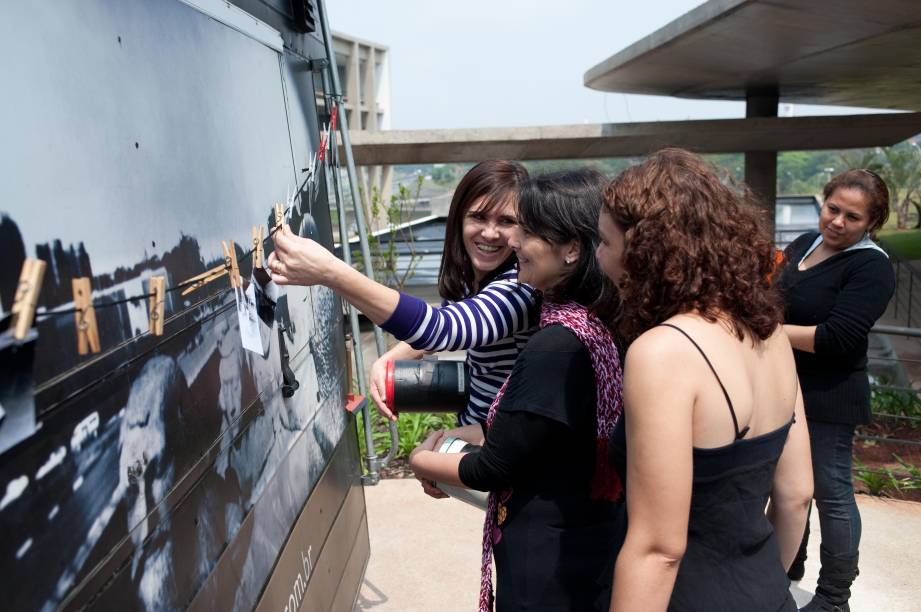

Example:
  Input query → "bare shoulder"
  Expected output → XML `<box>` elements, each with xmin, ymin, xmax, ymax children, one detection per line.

<box><xmin>625</xmin><ymin>324</ymin><xmax>697</xmax><ymax>373</ymax></box>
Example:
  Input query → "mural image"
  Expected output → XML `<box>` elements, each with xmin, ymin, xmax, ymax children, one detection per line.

<box><xmin>0</xmin><ymin>0</ymin><xmax>359</xmax><ymax>609</ymax></box>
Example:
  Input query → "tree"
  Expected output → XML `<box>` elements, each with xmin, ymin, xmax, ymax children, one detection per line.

<box><xmin>877</xmin><ymin>141</ymin><xmax>921</xmax><ymax>229</ymax></box>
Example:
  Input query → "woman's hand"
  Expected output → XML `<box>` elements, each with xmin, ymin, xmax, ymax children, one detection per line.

<box><xmin>410</xmin><ymin>430</ymin><xmax>449</xmax><ymax>499</ymax></box>
<box><xmin>268</xmin><ymin>224</ymin><xmax>339</xmax><ymax>287</ymax></box>
<box><xmin>369</xmin><ymin>355</ymin><xmax>396</xmax><ymax>421</ymax></box>
<box><xmin>442</xmin><ymin>423</ymin><xmax>486</xmax><ymax>447</ymax></box>
<box><xmin>368</xmin><ymin>343</ymin><xmax>426</xmax><ymax>421</ymax></box>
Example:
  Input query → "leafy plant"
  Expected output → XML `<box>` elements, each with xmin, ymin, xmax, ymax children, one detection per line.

<box><xmin>356</xmin><ymin>401</ymin><xmax>456</xmax><ymax>461</ymax></box>
<box><xmin>893</xmin><ymin>454</ymin><xmax>921</xmax><ymax>492</ymax></box>
<box><xmin>870</xmin><ymin>384</ymin><xmax>921</xmax><ymax>418</ymax></box>
<box><xmin>853</xmin><ymin>459</ymin><xmax>901</xmax><ymax>497</ymax></box>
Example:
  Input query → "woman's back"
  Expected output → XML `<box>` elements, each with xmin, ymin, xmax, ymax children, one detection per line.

<box><xmin>611</xmin><ymin>314</ymin><xmax>803</xmax><ymax>611</ymax></box>
<box><xmin>658</xmin><ymin>314</ymin><xmax>797</xmax><ymax>449</ymax></box>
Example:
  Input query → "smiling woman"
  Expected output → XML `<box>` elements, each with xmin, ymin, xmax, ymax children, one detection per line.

<box><xmin>269</xmin><ymin>160</ymin><xmax>540</xmax><ymax>426</ymax></box>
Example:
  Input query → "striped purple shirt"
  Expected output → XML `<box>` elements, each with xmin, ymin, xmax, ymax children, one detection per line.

<box><xmin>380</xmin><ymin>269</ymin><xmax>539</xmax><ymax>424</ymax></box>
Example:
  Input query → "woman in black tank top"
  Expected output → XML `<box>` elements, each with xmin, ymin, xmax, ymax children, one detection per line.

<box><xmin>596</xmin><ymin>149</ymin><xmax>814</xmax><ymax>611</ymax></box>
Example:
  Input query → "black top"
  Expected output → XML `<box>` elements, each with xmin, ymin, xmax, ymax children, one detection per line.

<box><xmin>610</xmin><ymin>324</ymin><xmax>796</xmax><ymax>612</ymax></box>
<box><xmin>776</xmin><ymin>231</ymin><xmax>895</xmax><ymax>424</ymax></box>
<box><xmin>459</xmin><ymin>325</ymin><xmax>622</xmax><ymax>612</ymax></box>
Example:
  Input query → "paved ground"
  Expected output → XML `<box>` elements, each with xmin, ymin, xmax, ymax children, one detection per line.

<box><xmin>355</xmin><ymin>479</ymin><xmax>921</xmax><ymax>611</ymax></box>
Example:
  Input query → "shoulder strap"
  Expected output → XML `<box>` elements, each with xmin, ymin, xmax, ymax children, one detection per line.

<box><xmin>659</xmin><ymin>323</ymin><xmax>749</xmax><ymax>440</ymax></box>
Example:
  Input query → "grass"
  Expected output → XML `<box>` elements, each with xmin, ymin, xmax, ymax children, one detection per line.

<box><xmin>878</xmin><ymin>228</ymin><xmax>921</xmax><ymax>260</ymax></box>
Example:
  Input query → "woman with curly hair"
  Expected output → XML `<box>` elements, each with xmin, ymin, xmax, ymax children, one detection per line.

<box><xmin>597</xmin><ymin>148</ymin><xmax>813</xmax><ymax>611</ymax></box>
<box><xmin>777</xmin><ymin>170</ymin><xmax>895</xmax><ymax>612</ymax></box>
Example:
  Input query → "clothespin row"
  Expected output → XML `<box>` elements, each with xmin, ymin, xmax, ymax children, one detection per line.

<box><xmin>252</xmin><ymin>226</ymin><xmax>265</xmax><ymax>269</ymax></box>
<box><xmin>72</xmin><ymin>278</ymin><xmax>100</xmax><ymax>354</ymax></box>
<box><xmin>10</xmin><ymin>258</ymin><xmax>46</xmax><ymax>341</ymax></box>
<box><xmin>148</xmin><ymin>276</ymin><xmax>165</xmax><ymax>336</ymax></box>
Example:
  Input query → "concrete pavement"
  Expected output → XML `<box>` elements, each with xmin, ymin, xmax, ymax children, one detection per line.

<box><xmin>355</xmin><ymin>479</ymin><xmax>921</xmax><ymax>611</ymax></box>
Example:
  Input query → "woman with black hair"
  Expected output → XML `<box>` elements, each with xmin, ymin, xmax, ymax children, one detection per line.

<box><xmin>409</xmin><ymin>169</ymin><xmax>624</xmax><ymax>611</ymax></box>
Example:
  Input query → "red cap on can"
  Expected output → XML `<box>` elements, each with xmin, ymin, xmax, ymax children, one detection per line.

<box><xmin>385</xmin><ymin>360</ymin><xmax>396</xmax><ymax>414</ymax></box>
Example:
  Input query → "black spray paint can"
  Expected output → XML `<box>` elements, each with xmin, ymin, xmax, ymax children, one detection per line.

<box><xmin>385</xmin><ymin>359</ymin><xmax>469</xmax><ymax>414</ymax></box>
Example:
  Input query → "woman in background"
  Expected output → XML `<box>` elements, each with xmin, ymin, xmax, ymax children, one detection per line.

<box><xmin>777</xmin><ymin>169</ymin><xmax>895</xmax><ymax>612</ymax></box>
<box><xmin>269</xmin><ymin>160</ymin><xmax>538</xmax><ymax>432</ymax></box>
<box><xmin>410</xmin><ymin>169</ymin><xmax>624</xmax><ymax>611</ymax></box>
<box><xmin>598</xmin><ymin>149</ymin><xmax>813</xmax><ymax>612</ymax></box>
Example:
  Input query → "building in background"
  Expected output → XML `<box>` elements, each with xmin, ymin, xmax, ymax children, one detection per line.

<box><xmin>332</xmin><ymin>31</ymin><xmax>392</xmax><ymax>223</ymax></box>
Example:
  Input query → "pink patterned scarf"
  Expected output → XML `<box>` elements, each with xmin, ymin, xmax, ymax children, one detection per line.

<box><xmin>477</xmin><ymin>300</ymin><xmax>624</xmax><ymax>611</ymax></box>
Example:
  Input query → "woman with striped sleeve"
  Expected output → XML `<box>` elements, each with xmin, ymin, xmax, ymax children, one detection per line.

<box><xmin>269</xmin><ymin>160</ymin><xmax>539</xmax><ymax>427</ymax></box>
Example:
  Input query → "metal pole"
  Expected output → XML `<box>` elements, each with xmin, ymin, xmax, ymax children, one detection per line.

<box><xmin>316</xmin><ymin>0</ymin><xmax>386</xmax><ymax>358</ymax></box>
<box><xmin>905</xmin><ymin>268</ymin><xmax>915</xmax><ymax>327</ymax></box>
<box><xmin>321</xmin><ymin>70</ymin><xmax>381</xmax><ymax>485</ymax></box>
<box><xmin>894</xmin><ymin>261</ymin><xmax>900</xmax><ymax>318</ymax></box>
<box><xmin>872</xmin><ymin>324</ymin><xmax>921</xmax><ymax>338</ymax></box>
<box><xmin>318</xmin><ymin>0</ymin><xmax>398</xmax><ymax>472</ymax></box>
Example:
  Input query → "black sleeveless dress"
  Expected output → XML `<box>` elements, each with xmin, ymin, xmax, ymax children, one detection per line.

<box><xmin>610</xmin><ymin>324</ymin><xmax>797</xmax><ymax>612</ymax></box>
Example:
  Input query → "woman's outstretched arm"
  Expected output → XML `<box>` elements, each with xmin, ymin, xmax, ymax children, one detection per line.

<box><xmin>269</xmin><ymin>225</ymin><xmax>400</xmax><ymax>325</ymax></box>
<box><xmin>270</xmin><ymin>225</ymin><xmax>536</xmax><ymax>353</ymax></box>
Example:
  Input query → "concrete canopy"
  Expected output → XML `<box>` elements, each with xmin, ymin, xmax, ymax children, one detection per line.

<box><xmin>583</xmin><ymin>0</ymin><xmax>921</xmax><ymax>111</ymax></box>
<box><xmin>346</xmin><ymin>112</ymin><xmax>921</xmax><ymax>165</ymax></box>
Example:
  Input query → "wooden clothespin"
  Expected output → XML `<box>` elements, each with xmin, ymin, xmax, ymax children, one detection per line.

<box><xmin>252</xmin><ymin>226</ymin><xmax>265</xmax><ymax>269</ymax></box>
<box><xmin>274</xmin><ymin>204</ymin><xmax>284</xmax><ymax>232</ymax></box>
<box><xmin>71</xmin><ymin>277</ymin><xmax>100</xmax><ymax>354</ymax></box>
<box><xmin>179</xmin><ymin>263</ymin><xmax>228</xmax><ymax>297</ymax></box>
<box><xmin>148</xmin><ymin>276</ymin><xmax>165</xmax><ymax>336</ymax></box>
<box><xmin>221</xmin><ymin>241</ymin><xmax>240</xmax><ymax>289</ymax></box>
<box><xmin>11</xmin><ymin>258</ymin><xmax>46</xmax><ymax>341</ymax></box>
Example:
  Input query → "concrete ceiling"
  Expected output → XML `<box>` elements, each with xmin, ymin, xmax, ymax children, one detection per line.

<box><xmin>346</xmin><ymin>113</ymin><xmax>921</xmax><ymax>165</ymax></box>
<box><xmin>583</xmin><ymin>0</ymin><xmax>921</xmax><ymax>111</ymax></box>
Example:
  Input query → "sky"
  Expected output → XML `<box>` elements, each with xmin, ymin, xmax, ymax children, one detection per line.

<box><xmin>326</xmin><ymin>0</ymin><xmax>885</xmax><ymax>131</ymax></box>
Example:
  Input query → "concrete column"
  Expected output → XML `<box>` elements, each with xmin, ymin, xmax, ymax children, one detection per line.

<box><xmin>744</xmin><ymin>89</ymin><xmax>778</xmax><ymax>238</ymax></box>
<box><xmin>348</xmin><ymin>41</ymin><xmax>360</xmax><ymax>111</ymax></box>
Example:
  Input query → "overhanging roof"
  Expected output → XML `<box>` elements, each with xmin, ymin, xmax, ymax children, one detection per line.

<box><xmin>346</xmin><ymin>113</ymin><xmax>921</xmax><ymax>165</ymax></box>
<box><xmin>584</xmin><ymin>0</ymin><xmax>921</xmax><ymax>111</ymax></box>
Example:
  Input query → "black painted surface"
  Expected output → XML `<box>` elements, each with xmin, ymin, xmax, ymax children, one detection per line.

<box><xmin>0</xmin><ymin>1</ymin><xmax>364</xmax><ymax>610</ymax></box>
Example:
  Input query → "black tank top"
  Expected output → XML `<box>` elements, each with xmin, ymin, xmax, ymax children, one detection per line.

<box><xmin>610</xmin><ymin>324</ymin><xmax>797</xmax><ymax>612</ymax></box>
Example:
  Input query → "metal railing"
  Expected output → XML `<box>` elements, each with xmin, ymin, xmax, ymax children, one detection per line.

<box><xmin>858</xmin><ymin>325</ymin><xmax>921</xmax><ymax>487</ymax></box>
<box><xmin>882</xmin><ymin>244</ymin><xmax>921</xmax><ymax>329</ymax></box>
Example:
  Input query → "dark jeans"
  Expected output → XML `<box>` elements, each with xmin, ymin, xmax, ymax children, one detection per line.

<box><xmin>807</xmin><ymin>419</ymin><xmax>861</xmax><ymax>604</ymax></box>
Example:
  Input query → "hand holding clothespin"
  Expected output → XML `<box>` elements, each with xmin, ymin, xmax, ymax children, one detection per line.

<box><xmin>11</xmin><ymin>258</ymin><xmax>46</xmax><ymax>341</ymax></box>
<box><xmin>72</xmin><ymin>278</ymin><xmax>100</xmax><ymax>354</ymax></box>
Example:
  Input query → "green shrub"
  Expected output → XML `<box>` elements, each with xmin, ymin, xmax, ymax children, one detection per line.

<box><xmin>356</xmin><ymin>400</ymin><xmax>457</xmax><ymax>463</ymax></box>
<box><xmin>853</xmin><ymin>460</ymin><xmax>901</xmax><ymax>497</ymax></box>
